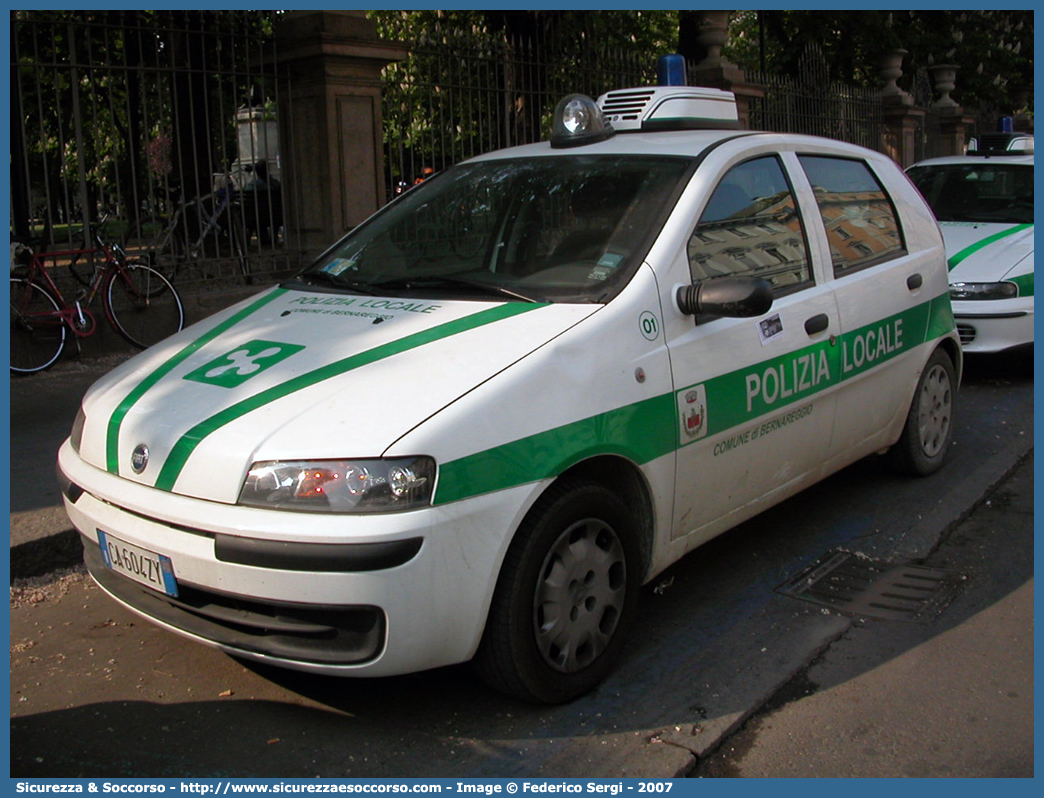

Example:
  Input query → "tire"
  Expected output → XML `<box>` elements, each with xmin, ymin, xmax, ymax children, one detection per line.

<box><xmin>474</xmin><ymin>479</ymin><xmax>642</xmax><ymax>703</ymax></box>
<box><xmin>889</xmin><ymin>348</ymin><xmax>956</xmax><ymax>476</ymax></box>
<box><xmin>10</xmin><ymin>277</ymin><xmax>66</xmax><ymax>374</ymax></box>
<box><xmin>105</xmin><ymin>261</ymin><xmax>185</xmax><ymax>349</ymax></box>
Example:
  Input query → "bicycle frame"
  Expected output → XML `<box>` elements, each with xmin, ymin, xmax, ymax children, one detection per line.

<box><xmin>19</xmin><ymin>244</ymin><xmax>117</xmax><ymax>337</ymax></box>
<box><xmin>169</xmin><ymin>181</ymin><xmax>239</xmax><ymax>256</ymax></box>
<box><xmin>12</xmin><ymin>220</ymin><xmax>187</xmax><ymax>373</ymax></box>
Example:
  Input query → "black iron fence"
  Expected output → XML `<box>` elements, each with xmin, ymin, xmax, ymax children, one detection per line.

<box><xmin>746</xmin><ymin>45</ymin><xmax>882</xmax><ymax>149</ymax></box>
<box><xmin>12</xmin><ymin>12</ymin><xmax>975</xmax><ymax>295</ymax></box>
<box><xmin>747</xmin><ymin>70</ymin><xmax>883</xmax><ymax>150</ymax></box>
<box><xmin>379</xmin><ymin>21</ymin><xmax>655</xmax><ymax>193</ymax></box>
<box><xmin>11</xmin><ymin>11</ymin><xmax>298</xmax><ymax>290</ymax></box>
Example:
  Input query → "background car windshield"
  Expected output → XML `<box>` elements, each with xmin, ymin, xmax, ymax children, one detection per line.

<box><xmin>907</xmin><ymin>163</ymin><xmax>1033</xmax><ymax>224</ymax></box>
<box><xmin>306</xmin><ymin>155</ymin><xmax>691</xmax><ymax>302</ymax></box>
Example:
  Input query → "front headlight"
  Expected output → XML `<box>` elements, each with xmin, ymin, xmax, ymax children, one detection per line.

<box><xmin>949</xmin><ymin>281</ymin><xmax>1019</xmax><ymax>301</ymax></box>
<box><xmin>239</xmin><ymin>457</ymin><xmax>436</xmax><ymax>513</ymax></box>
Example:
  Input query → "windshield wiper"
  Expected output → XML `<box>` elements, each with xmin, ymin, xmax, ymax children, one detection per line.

<box><xmin>290</xmin><ymin>271</ymin><xmax>377</xmax><ymax>295</ymax></box>
<box><xmin>368</xmin><ymin>275</ymin><xmax>545</xmax><ymax>303</ymax></box>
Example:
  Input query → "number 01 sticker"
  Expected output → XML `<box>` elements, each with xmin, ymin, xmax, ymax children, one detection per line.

<box><xmin>639</xmin><ymin>311</ymin><xmax>660</xmax><ymax>341</ymax></box>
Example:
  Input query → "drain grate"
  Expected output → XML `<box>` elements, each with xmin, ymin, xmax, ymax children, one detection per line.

<box><xmin>778</xmin><ymin>550</ymin><xmax>963</xmax><ymax>623</ymax></box>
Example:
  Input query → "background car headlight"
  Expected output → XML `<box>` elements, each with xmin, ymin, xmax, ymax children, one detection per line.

<box><xmin>949</xmin><ymin>281</ymin><xmax>1019</xmax><ymax>300</ymax></box>
<box><xmin>239</xmin><ymin>457</ymin><xmax>435</xmax><ymax>513</ymax></box>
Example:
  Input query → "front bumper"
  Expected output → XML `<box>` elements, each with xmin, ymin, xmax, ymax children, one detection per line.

<box><xmin>952</xmin><ymin>296</ymin><xmax>1034</xmax><ymax>353</ymax></box>
<box><xmin>58</xmin><ymin>439</ymin><xmax>535</xmax><ymax>677</ymax></box>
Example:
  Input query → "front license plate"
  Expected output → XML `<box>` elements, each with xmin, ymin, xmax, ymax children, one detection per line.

<box><xmin>97</xmin><ymin>530</ymin><xmax>179</xmax><ymax>597</ymax></box>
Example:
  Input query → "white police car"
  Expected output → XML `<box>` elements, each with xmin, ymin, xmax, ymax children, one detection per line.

<box><xmin>907</xmin><ymin>135</ymin><xmax>1033</xmax><ymax>353</ymax></box>
<box><xmin>59</xmin><ymin>78</ymin><xmax>961</xmax><ymax>703</ymax></box>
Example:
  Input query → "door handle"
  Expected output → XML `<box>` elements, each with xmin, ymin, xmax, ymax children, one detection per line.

<box><xmin>805</xmin><ymin>313</ymin><xmax>829</xmax><ymax>336</ymax></box>
<box><xmin>907</xmin><ymin>273</ymin><xmax>923</xmax><ymax>291</ymax></box>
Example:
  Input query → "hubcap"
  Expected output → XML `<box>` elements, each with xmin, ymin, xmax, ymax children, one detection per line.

<box><xmin>917</xmin><ymin>364</ymin><xmax>952</xmax><ymax>457</ymax></box>
<box><xmin>533</xmin><ymin>518</ymin><xmax>626</xmax><ymax>673</ymax></box>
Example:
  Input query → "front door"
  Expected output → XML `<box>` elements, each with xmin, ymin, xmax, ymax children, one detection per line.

<box><xmin>666</xmin><ymin>152</ymin><xmax>841</xmax><ymax>546</ymax></box>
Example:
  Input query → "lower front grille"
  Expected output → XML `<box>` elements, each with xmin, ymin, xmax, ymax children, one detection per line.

<box><xmin>956</xmin><ymin>323</ymin><xmax>976</xmax><ymax>346</ymax></box>
<box><xmin>83</xmin><ymin>536</ymin><xmax>385</xmax><ymax>665</ymax></box>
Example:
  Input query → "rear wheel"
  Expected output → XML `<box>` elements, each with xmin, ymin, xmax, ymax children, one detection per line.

<box><xmin>474</xmin><ymin>479</ymin><xmax>642</xmax><ymax>703</ymax></box>
<box><xmin>889</xmin><ymin>348</ymin><xmax>956</xmax><ymax>476</ymax></box>
<box><xmin>10</xmin><ymin>277</ymin><xmax>66</xmax><ymax>374</ymax></box>
<box><xmin>105</xmin><ymin>262</ymin><xmax>185</xmax><ymax>349</ymax></box>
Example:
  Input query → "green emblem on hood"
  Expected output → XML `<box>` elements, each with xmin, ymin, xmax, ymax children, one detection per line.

<box><xmin>183</xmin><ymin>339</ymin><xmax>306</xmax><ymax>388</ymax></box>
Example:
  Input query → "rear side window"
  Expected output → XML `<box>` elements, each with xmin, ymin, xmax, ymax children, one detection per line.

<box><xmin>687</xmin><ymin>156</ymin><xmax>812</xmax><ymax>293</ymax></box>
<box><xmin>798</xmin><ymin>156</ymin><xmax>905</xmax><ymax>276</ymax></box>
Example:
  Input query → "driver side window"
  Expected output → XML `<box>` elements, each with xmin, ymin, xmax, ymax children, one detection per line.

<box><xmin>687</xmin><ymin>156</ymin><xmax>812</xmax><ymax>293</ymax></box>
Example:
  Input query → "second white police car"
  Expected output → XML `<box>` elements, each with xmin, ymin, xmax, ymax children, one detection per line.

<box><xmin>59</xmin><ymin>76</ymin><xmax>961</xmax><ymax>703</ymax></box>
<box><xmin>907</xmin><ymin>132</ymin><xmax>1034</xmax><ymax>354</ymax></box>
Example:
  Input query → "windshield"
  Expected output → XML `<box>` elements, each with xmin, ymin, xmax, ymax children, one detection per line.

<box><xmin>907</xmin><ymin>162</ymin><xmax>1033</xmax><ymax>224</ymax></box>
<box><xmin>302</xmin><ymin>155</ymin><xmax>692</xmax><ymax>303</ymax></box>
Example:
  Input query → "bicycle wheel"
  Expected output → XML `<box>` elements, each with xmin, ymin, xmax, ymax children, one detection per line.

<box><xmin>10</xmin><ymin>277</ymin><xmax>66</xmax><ymax>374</ymax></box>
<box><xmin>104</xmin><ymin>261</ymin><xmax>185</xmax><ymax>349</ymax></box>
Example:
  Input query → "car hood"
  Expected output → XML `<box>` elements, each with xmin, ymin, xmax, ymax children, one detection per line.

<box><xmin>76</xmin><ymin>286</ymin><xmax>597</xmax><ymax>503</ymax></box>
<box><xmin>941</xmin><ymin>221</ymin><xmax>1034</xmax><ymax>283</ymax></box>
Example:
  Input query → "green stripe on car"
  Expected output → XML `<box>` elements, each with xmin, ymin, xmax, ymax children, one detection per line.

<box><xmin>106</xmin><ymin>289</ymin><xmax>289</xmax><ymax>474</ymax></box>
<box><xmin>434</xmin><ymin>294</ymin><xmax>954</xmax><ymax>505</ymax></box>
<box><xmin>947</xmin><ymin>223</ymin><xmax>1032</xmax><ymax>271</ymax></box>
<box><xmin>1006</xmin><ymin>273</ymin><xmax>1034</xmax><ymax>297</ymax></box>
<box><xmin>153</xmin><ymin>302</ymin><xmax>546</xmax><ymax>491</ymax></box>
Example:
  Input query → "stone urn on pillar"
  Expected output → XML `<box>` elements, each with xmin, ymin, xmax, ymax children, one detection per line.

<box><xmin>879</xmin><ymin>48</ymin><xmax>913</xmax><ymax>106</ymax></box>
<box><xmin>929</xmin><ymin>64</ymin><xmax>960</xmax><ymax>110</ymax></box>
<box><xmin>695</xmin><ymin>10</ymin><xmax>736</xmax><ymax>71</ymax></box>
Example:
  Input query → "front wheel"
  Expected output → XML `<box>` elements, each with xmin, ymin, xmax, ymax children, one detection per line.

<box><xmin>474</xmin><ymin>479</ymin><xmax>642</xmax><ymax>703</ymax></box>
<box><xmin>10</xmin><ymin>277</ymin><xmax>66</xmax><ymax>374</ymax></box>
<box><xmin>888</xmin><ymin>348</ymin><xmax>956</xmax><ymax>476</ymax></box>
<box><xmin>105</xmin><ymin>262</ymin><xmax>185</xmax><ymax>349</ymax></box>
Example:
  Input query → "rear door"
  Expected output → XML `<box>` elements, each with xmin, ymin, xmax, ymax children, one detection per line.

<box><xmin>795</xmin><ymin>153</ymin><xmax>944</xmax><ymax>467</ymax></box>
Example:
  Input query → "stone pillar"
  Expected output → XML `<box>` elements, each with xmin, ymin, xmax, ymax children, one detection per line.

<box><xmin>687</xmin><ymin>11</ymin><xmax>765</xmax><ymax>129</ymax></box>
<box><xmin>930</xmin><ymin>64</ymin><xmax>975</xmax><ymax>157</ymax></box>
<box><xmin>937</xmin><ymin>111</ymin><xmax>977</xmax><ymax>157</ymax></box>
<box><xmin>881</xmin><ymin>105</ymin><xmax>926</xmax><ymax>168</ymax></box>
<box><xmin>878</xmin><ymin>48</ymin><xmax>921</xmax><ymax>167</ymax></box>
<box><xmin>273</xmin><ymin>11</ymin><xmax>407</xmax><ymax>256</ymax></box>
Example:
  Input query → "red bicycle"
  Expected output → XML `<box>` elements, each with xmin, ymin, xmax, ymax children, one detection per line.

<box><xmin>10</xmin><ymin>219</ymin><xmax>185</xmax><ymax>374</ymax></box>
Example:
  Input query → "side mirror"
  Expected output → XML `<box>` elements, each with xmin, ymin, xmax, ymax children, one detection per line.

<box><xmin>676</xmin><ymin>275</ymin><xmax>773</xmax><ymax>320</ymax></box>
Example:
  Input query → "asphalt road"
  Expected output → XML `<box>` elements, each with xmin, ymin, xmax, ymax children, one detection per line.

<box><xmin>8</xmin><ymin>348</ymin><xmax>1034</xmax><ymax>778</ymax></box>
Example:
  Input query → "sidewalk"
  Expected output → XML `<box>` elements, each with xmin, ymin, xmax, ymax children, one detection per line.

<box><xmin>698</xmin><ymin>451</ymin><xmax>1034</xmax><ymax>778</ymax></box>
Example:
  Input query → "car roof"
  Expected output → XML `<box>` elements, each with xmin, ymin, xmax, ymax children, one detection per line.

<box><xmin>910</xmin><ymin>153</ymin><xmax>1034</xmax><ymax>168</ymax></box>
<box><xmin>466</xmin><ymin>129</ymin><xmax>892</xmax><ymax>164</ymax></box>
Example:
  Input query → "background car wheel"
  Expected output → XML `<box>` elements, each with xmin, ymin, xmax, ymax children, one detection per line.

<box><xmin>474</xmin><ymin>479</ymin><xmax>642</xmax><ymax>704</ymax></box>
<box><xmin>889</xmin><ymin>347</ymin><xmax>956</xmax><ymax>476</ymax></box>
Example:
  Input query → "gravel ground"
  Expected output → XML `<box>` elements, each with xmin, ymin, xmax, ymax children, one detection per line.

<box><xmin>10</xmin><ymin>566</ymin><xmax>90</xmax><ymax>611</ymax></box>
